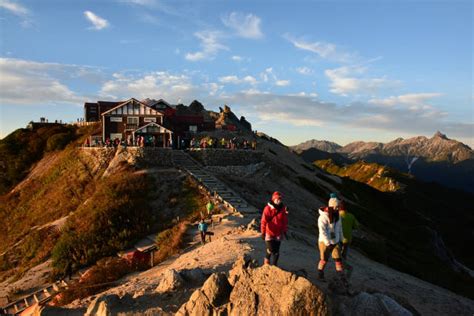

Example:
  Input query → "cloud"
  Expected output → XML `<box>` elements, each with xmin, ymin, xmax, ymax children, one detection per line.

<box><xmin>218</xmin><ymin>75</ymin><xmax>258</xmax><ymax>85</ymax></box>
<box><xmin>0</xmin><ymin>58</ymin><xmax>86</xmax><ymax>105</ymax></box>
<box><xmin>185</xmin><ymin>31</ymin><xmax>227</xmax><ymax>61</ymax></box>
<box><xmin>368</xmin><ymin>93</ymin><xmax>443</xmax><ymax>108</ymax></box>
<box><xmin>118</xmin><ymin>0</ymin><xmax>157</xmax><ymax>6</ymax></box>
<box><xmin>100</xmin><ymin>71</ymin><xmax>199</xmax><ymax>103</ymax></box>
<box><xmin>84</xmin><ymin>11</ymin><xmax>109</xmax><ymax>30</ymax></box>
<box><xmin>231</xmin><ymin>55</ymin><xmax>243</xmax><ymax>61</ymax></box>
<box><xmin>221</xmin><ymin>12</ymin><xmax>263</xmax><ymax>39</ymax></box>
<box><xmin>325</xmin><ymin>65</ymin><xmax>398</xmax><ymax>96</ymax></box>
<box><xmin>0</xmin><ymin>0</ymin><xmax>28</xmax><ymax>15</ymax></box>
<box><xmin>218</xmin><ymin>90</ymin><xmax>471</xmax><ymax>140</ymax></box>
<box><xmin>296</xmin><ymin>67</ymin><xmax>313</xmax><ymax>75</ymax></box>
<box><xmin>275</xmin><ymin>80</ymin><xmax>290</xmax><ymax>87</ymax></box>
<box><xmin>0</xmin><ymin>0</ymin><xmax>32</xmax><ymax>27</ymax></box>
<box><xmin>285</xmin><ymin>34</ymin><xmax>354</xmax><ymax>63</ymax></box>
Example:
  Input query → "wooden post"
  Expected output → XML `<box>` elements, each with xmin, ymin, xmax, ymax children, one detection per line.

<box><xmin>162</xmin><ymin>134</ymin><xmax>166</xmax><ymax>148</ymax></box>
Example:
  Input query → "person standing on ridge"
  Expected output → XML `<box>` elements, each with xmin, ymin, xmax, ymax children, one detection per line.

<box><xmin>198</xmin><ymin>218</ymin><xmax>208</xmax><ymax>245</ymax></box>
<box><xmin>206</xmin><ymin>199</ymin><xmax>215</xmax><ymax>218</ymax></box>
<box><xmin>338</xmin><ymin>201</ymin><xmax>359</xmax><ymax>265</ymax></box>
<box><xmin>317</xmin><ymin>198</ymin><xmax>345</xmax><ymax>283</ymax></box>
<box><xmin>261</xmin><ymin>191</ymin><xmax>289</xmax><ymax>266</ymax></box>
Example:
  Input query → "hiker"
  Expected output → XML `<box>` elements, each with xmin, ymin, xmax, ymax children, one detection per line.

<box><xmin>206</xmin><ymin>200</ymin><xmax>215</xmax><ymax>218</ymax></box>
<box><xmin>338</xmin><ymin>201</ymin><xmax>359</xmax><ymax>263</ymax></box>
<box><xmin>317</xmin><ymin>198</ymin><xmax>345</xmax><ymax>281</ymax></box>
<box><xmin>261</xmin><ymin>191</ymin><xmax>289</xmax><ymax>266</ymax></box>
<box><xmin>198</xmin><ymin>218</ymin><xmax>208</xmax><ymax>244</ymax></box>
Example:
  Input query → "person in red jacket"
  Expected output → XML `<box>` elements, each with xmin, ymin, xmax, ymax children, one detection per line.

<box><xmin>261</xmin><ymin>191</ymin><xmax>289</xmax><ymax>266</ymax></box>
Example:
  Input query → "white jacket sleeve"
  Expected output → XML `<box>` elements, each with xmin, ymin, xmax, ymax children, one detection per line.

<box><xmin>318</xmin><ymin>216</ymin><xmax>331</xmax><ymax>246</ymax></box>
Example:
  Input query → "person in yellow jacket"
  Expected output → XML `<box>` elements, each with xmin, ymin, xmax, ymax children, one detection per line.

<box><xmin>338</xmin><ymin>201</ymin><xmax>359</xmax><ymax>262</ymax></box>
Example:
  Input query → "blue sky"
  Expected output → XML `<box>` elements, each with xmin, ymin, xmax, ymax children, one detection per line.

<box><xmin>0</xmin><ymin>0</ymin><xmax>472</xmax><ymax>146</ymax></box>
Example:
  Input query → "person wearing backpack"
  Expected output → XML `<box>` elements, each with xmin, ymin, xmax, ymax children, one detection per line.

<box><xmin>317</xmin><ymin>198</ymin><xmax>345</xmax><ymax>281</ymax></box>
<box><xmin>198</xmin><ymin>218</ymin><xmax>208</xmax><ymax>245</ymax></box>
<box><xmin>261</xmin><ymin>191</ymin><xmax>289</xmax><ymax>266</ymax></box>
<box><xmin>338</xmin><ymin>201</ymin><xmax>359</xmax><ymax>263</ymax></box>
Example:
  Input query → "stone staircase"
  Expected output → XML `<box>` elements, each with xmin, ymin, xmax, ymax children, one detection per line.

<box><xmin>2</xmin><ymin>281</ymin><xmax>68</xmax><ymax>315</ymax></box>
<box><xmin>172</xmin><ymin>150</ymin><xmax>259</xmax><ymax>215</ymax></box>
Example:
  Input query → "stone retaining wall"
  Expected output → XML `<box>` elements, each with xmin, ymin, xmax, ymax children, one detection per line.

<box><xmin>188</xmin><ymin>149</ymin><xmax>264</xmax><ymax>166</ymax></box>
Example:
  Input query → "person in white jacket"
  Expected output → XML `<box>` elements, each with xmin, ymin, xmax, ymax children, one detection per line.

<box><xmin>317</xmin><ymin>201</ymin><xmax>345</xmax><ymax>280</ymax></box>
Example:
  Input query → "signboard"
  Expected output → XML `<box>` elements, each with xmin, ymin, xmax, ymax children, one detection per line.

<box><xmin>144</xmin><ymin>117</ymin><xmax>157</xmax><ymax>123</ymax></box>
<box><xmin>110</xmin><ymin>117</ymin><xmax>122</xmax><ymax>122</ymax></box>
<box><xmin>110</xmin><ymin>133</ymin><xmax>122</xmax><ymax>140</ymax></box>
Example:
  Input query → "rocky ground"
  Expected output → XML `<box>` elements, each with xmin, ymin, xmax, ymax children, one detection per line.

<box><xmin>28</xmin><ymin>205</ymin><xmax>474</xmax><ymax>315</ymax></box>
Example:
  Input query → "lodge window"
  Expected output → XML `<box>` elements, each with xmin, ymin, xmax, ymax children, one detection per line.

<box><xmin>126</xmin><ymin>117</ymin><xmax>139</xmax><ymax>130</ymax></box>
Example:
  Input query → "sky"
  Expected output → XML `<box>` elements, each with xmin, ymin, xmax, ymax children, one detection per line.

<box><xmin>0</xmin><ymin>0</ymin><xmax>473</xmax><ymax>147</ymax></box>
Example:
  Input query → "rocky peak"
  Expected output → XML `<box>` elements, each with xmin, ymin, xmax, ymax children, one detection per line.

<box><xmin>433</xmin><ymin>131</ymin><xmax>448</xmax><ymax>140</ymax></box>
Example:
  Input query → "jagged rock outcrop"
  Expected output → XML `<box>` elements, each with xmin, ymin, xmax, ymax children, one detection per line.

<box><xmin>178</xmin><ymin>255</ymin><xmax>330</xmax><ymax>316</ymax></box>
<box><xmin>216</xmin><ymin>105</ymin><xmax>252</xmax><ymax>131</ymax></box>
<box><xmin>155</xmin><ymin>269</ymin><xmax>185</xmax><ymax>293</ymax></box>
<box><xmin>177</xmin><ymin>273</ymin><xmax>232</xmax><ymax>316</ymax></box>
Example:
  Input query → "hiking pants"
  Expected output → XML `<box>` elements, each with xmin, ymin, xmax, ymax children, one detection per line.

<box><xmin>200</xmin><ymin>231</ymin><xmax>206</xmax><ymax>244</ymax></box>
<box><xmin>265</xmin><ymin>240</ymin><xmax>281</xmax><ymax>265</ymax></box>
<box><xmin>318</xmin><ymin>242</ymin><xmax>343</xmax><ymax>272</ymax></box>
<box><xmin>341</xmin><ymin>241</ymin><xmax>350</xmax><ymax>260</ymax></box>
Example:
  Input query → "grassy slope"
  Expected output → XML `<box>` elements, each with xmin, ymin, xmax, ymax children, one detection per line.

<box><xmin>0</xmin><ymin>126</ymin><xmax>209</xmax><ymax>285</ymax></box>
<box><xmin>314</xmin><ymin>159</ymin><xmax>409</xmax><ymax>192</ymax></box>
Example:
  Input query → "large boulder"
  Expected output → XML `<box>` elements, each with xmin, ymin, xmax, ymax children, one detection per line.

<box><xmin>338</xmin><ymin>292</ymin><xmax>413</xmax><ymax>316</ymax></box>
<box><xmin>228</xmin><ymin>264</ymin><xmax>328</xmax><ymax>316</ymax></box>
<box><xmin>85</xmin><ymin>294</ymin><xmax>122</xmax><ymax>316</ymax></box>
<box><xmin>177</xmin><ymin>272</ymin><xmax>231</xmax><ymax>316</ymax></box>
<box><xmin>155</xmin><ymin>269</ymin><xmax>185</xmax><ymax>293</ymax></box>
<box><xmin>178</xmin><ymin>255</ymin><xmax>329</xmax><ymax>316</ymax></box>
<box><xmin>180</xmin><ymin>267</ymin><xmax>208</xmax><ymax>284</ymax></box>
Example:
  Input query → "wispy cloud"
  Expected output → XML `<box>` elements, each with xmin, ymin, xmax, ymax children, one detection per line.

<box><xmin>222</xmin><ymin>12</ymin><xmax>263</xmax><ymax>39</ymax></box>
<box><xmin>231</xmin><ymin>55</ymin><xmax>243</xmax><ymax>62</ymax></box>
<box><xmin>218</xmin><ymin>75</ymin><xmax>257</xmax><ymax>85</ymax></box>
<box><xmin>0</xmin><ymin>58</ymin><xmax>88</xmax><ymax>105</ymax></box>
<box><xmin>296</xmin><ymin>67</ymin><xmax>313</xmax><ymax>75</ymax></box>
<box><xmin>368</xmin><ymin>93</ymin><xmax>443</xmax><ymax>107</ymax></box>
<box><xmin>0</xmin><ymin>0</ymin><xmax>32</xmax><ymax>27</ymax></box>
<box><xmin>325</xmin><ymin>65</ymin><xmax>399</xmax><ymax>96</ymax></box>
<box><xmin>118</xmin><ymin>0</ymin><xmax>157</xmax><ymax>6</ymax></box>
<box><xmin>284</xmin><ymin>34</ymin><xmax>354</xmax><ymax>63</ymax></box>
<box><xmin>0</xmin><ymin>0</ymin><xmax>28</xmax><ymax>15</ymax></box>
<box><xmin>100</xmin><ymin>71</ymin><xmax>198</xmax><ymax>103</ymax></box>
<box><xmin>275</xmin><ymin>80</ymin><xmax>290</xmax><ymax>87</ymax></box>
<box><xmin>84</xmin><ymin>11</ymin><xmax>109</xmax><ymax>30</ymax></box>
<box><xmin>220</xmin><ymin>90</ymin><xmax>471</xmax><ymax>140</ymax></box>
<box><xmin>185</xmin><ymin>31</ymin><xmax>227</xmax><ymax>61</ymax></box>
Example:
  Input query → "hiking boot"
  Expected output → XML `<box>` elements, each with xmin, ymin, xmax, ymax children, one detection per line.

<box><xmin>318</xmin><ymin>270</ymin><xmax>325</xmax><ymax>281</ymax></box>
<box><xmin>346</xmin><ymin>264</ymin><xmax>353</xmax><ymax>279</ymax></box>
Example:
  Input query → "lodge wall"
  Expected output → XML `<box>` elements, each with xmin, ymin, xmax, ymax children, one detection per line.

<box><xmin>188</xmin><ymin>148</ymin><xmax>264</xmax><ymax>166</ymax></box>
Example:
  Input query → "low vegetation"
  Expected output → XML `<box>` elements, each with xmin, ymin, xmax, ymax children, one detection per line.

<box><xmin>314</xmin><ymin>159</ymin><xmax>406</xmax><ymax>192</ymax></box>
<box><xmin>55</xmin><ymin>257</ymin><xmax>133</xmax><ymax>306</ymax></box>
<box><xmin>51</xmin><ymin>171</ymin><xmax>154</xmax><ymax>278</ymax></box>
<box><xmin>0</xmin><ymin>124</ymin><xmax>98</xmax><ymax>195</ymax></box>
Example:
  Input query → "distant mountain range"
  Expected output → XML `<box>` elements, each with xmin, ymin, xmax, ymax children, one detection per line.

<box><xmin>292</xmin><ymin>132</ymin><xmax>474</xmax><ymax>192</ymax></box>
